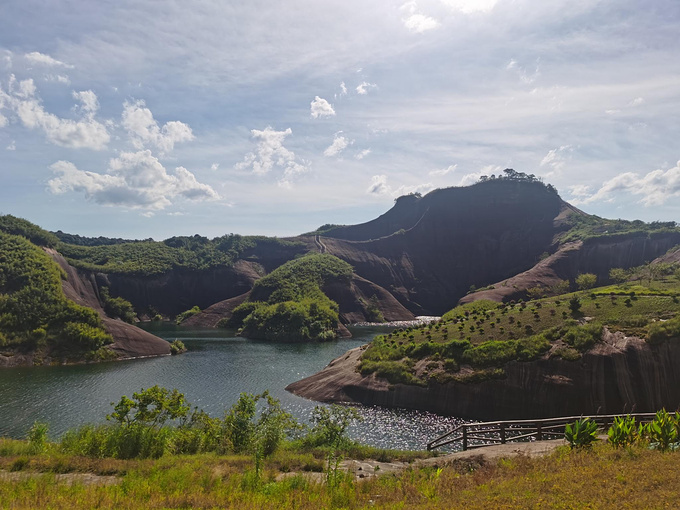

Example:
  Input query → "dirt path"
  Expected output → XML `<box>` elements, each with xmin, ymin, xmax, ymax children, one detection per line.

<box><xmin>0</xmin><ymin>470</ymin><xmax>120</xmax><ymax>486</ymax></box>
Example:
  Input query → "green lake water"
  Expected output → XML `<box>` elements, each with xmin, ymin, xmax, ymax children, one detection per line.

<box><xmin>0</xmin><ymin>324</ymin><xmax>463</xmax><ymax>450</ymax></box>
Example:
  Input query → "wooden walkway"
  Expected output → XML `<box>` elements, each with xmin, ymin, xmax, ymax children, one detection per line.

<box><xmin>427</xmin><ymin>412</ymin><xmax>658</xmax><ymax>451</ymax></box>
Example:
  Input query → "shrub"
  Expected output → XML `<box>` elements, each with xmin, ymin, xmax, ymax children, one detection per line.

<box><xmin>576</xmin><ymin>273</ymin><xmax>598</xmax><ymax>290</ymax></box>
<box><xmin>175</xmin><ymin>306</ymin><xmax>201</xmax><ymax>325</ymax></box>
<box><xmin>607</xmin><ymin>415</ymin><xmax>638</xmax><ymax>448</ymax></box>
<box><xmin>27</xmin><ymin>422</ymin><xmax>49</xmax><ymax>454</ymax></box>
<box><xmin>565</xmin><ymin>418</ymin><xmax>599</xmax><ymax>448</ymax></box>
<box><xmin>304</xmin><ymin>405</ymin><xmax>362</xmax><ymax>449</ymax></box>
<box><xmin>62</xmin><ymin>322</ymin><xmax>113</xmax><ymax>351</ymax></box>
<box><xmin>169</xmin><ymin>340</ymin><xmax>186</xmax><ymax>354</ymax></box>
<box><xmin>647</xmin><ymin>316</ymin><xmax>680</xmax><ymax>345</ymax></box>
<box><xmin>563</xmin><ymin>323</ymin><xmax>603</xmax><ymax>352</ymax></box>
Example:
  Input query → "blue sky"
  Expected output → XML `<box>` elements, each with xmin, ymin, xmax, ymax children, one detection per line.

<box><xmin>1</xmin><ymin>0</ymin><xmax>679</xmax><ymax>239</ymax></box>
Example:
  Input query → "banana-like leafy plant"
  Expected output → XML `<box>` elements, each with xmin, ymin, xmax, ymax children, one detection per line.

<box><xmin>564</xmin><ymin>417</ymin><xmax>599</xmax><ymax>449</ymax></box>
<box><xmin>646</xmin><ymin>409</ymin><xmax>679</xmax><ymax>451</ymax></box>
<box><xmin>607</xmin><ymin>415</ymin><xmax>638</xmax><ymax>448</ymax></box>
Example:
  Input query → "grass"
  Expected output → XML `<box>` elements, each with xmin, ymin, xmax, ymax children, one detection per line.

<box><xmin>2</xmin><ymin>441</ymin><xmax>680</xmax><ymax>508</ymax></box>
<box><xmin>360</xmin><ymin>268</ymin><xmax>680</xmax><ymax>385</ymax></box>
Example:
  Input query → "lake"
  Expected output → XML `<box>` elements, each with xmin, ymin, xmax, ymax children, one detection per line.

<box><xmin>0</xmin><ymin>324</ymin><xmax>463</xmax><ymax>450</ymax></box>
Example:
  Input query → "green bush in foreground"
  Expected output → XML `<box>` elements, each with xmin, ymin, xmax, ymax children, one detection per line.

<box><xmin>564</xmin><ymin>418</ymin><xmax>599</xmax><ymax>449</ymax></box>
<box><xmin>59</xmin><ymin>387</ymin><xmax>361</xmax><ymax>461</ymax></box>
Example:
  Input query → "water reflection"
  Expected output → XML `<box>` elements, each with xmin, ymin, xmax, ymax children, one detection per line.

<box><xmin>0</xmin><ymin>323</ymin><xmax>465</xmax><ymax>451</ymax></box>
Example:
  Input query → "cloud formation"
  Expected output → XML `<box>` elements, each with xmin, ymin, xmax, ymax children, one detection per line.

<box><xmin>48</xmin><ymin>150</ymin><xmax>219</xmax><ymax>211</ymax></box>
<box><xmin>366</xmin><ymin>174</ymin><xmax>433</xmax><ymax>197</ymax></box>
<box><xmin>235</xmin><ymin>126</ymin><xmax>309</xmax><ymax>186</ymax></box>
<box><xmin>356</xmin><ymin>82</ymin><xmax>378</xmax><ymax>95</ymax></box>
<box><xmin>429</xmin><ymin>164</ymin><xmax>457</xmax><ymax>177</ymax></box>
<box><xmin>310</xmin><ymin>96</ymin><xmax>335</xmax><ymax>118</ymax></box>
<box><xmin>570</xmin><ymin>161</ymin><xmax>680</xmax><ymax>207</ymax></box>
<box><xmin>24</xmin><ymin>52</ymin><xmax>73</xmax><ymax>68</ymax></box>
<box><xmin>540</xmin><ymin>145</ymin><xmax>573</xmax><ymax>176</ymax></box>
<box><xmin>355</xmin><ymin>148</ymin><xmax>371</xmax><ymax>160</ymax></box>
<box><xmin>400</xmin><ymin>2</ymin><xmax>440</xmax><ymax>33</ymax></box>
<box><xmin>0</xmin><ymin>76</ymin><xmax>109</xmax><ymax>149</ymax></box>
<box><xmin>122</xmin><ymin>100</ymin><xmax>194</xmax><ymax>154</ymax></box>
<box><xmin>324</xmin><ymin>132</ymin><xmax>351</xmax><ymax>157</ymax></box>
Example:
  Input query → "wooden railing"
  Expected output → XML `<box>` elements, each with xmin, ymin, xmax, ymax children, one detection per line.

<box><xmin>427</xmin><ymin>413</ymin><xmax>658</xmax><ymax>451</ymax></box>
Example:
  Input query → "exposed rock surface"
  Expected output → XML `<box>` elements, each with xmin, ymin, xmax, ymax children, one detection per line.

<box><xmin>47</xmin><ymin>249</ymin><xmax>171</xmax><ymax>359</ymax></box>
<box><xmin>460</xmin><ymin>230</ymin><xmax>680</xmax><ymax>304</ymax></box>
<box><xmin>286</xmin><ymin>329</ymin><xmax>680</xmax><ymax>420</ymax></box>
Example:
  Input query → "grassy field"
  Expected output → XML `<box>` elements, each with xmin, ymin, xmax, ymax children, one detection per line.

<box><xmin>1</xmin><ymin>439</ymin><xmax>679</xmax><ymax>508</ymax></box>
<box><xmin>360</xmin><ymin>266</ymin><xmax>680</xmax><ymax>385</ymax></box>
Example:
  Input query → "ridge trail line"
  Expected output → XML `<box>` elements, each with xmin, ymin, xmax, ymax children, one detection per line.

<box><xmin>315</xmin><ymin>234</ymin><xmax>327</xmax><ymax>254</ymax></box>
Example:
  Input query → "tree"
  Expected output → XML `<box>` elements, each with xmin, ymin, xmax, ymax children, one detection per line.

<box><xmin>609</xmin><ymin>268</ymin><xmax>628</xmax><ymax>284</ymax></box>
<box><xmin>569</xmin><ymin>296</ymin><xmax>582</xmax><ymax>316</ymax></box>
<box><xmin>575</xmin><ymin>273</ymin><xmax>597</xmax><ymax>291</ymax></box>
<box><xmin>108</xmin><ymin>386</ymin><xmax>190</xmax><ymax>428</ymax></box>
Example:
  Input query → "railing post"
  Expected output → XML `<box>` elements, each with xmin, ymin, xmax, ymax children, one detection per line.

<box><xmin>536</xmin><ymin>422</ymin><xmax>543</xmax><ymax>441</ymax></box>
<box><xmin>462</xmin><ymin>426</ymin><xmax>468</xmax><ymax>451</ymax></box>
<box><xmin>500</xmin><ymin>423</ymin><xmax>506</xmax><ymax>444</ymax></box>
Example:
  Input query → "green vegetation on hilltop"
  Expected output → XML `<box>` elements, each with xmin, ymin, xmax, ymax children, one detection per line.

<box><xmin>0</xmin><ymin>214</ymin><xmax>59</xmax><ymax>247</ymax></box>
<box><xmin>360</xmin><ymin>261</ymin><xmax>680</xmax><ymax>386</ymax></box>
<box><xmin>57</xmin><ymin>233</ymin><xmax>305</xmax><ymax>277</ymax></box>
<box><xmin>0</xmin><ymin>232</ymin><xmax>113</xmax><ymax>358</ymax></box>
<box><xmin>560</xmin><ymin>213</ymin><xmax>679</xmax><ymax>243</ymax></box>
<box><xmin>226</xmin><ymin>254</ymin><xmax>353</xmax><ymax>342</ymax></box>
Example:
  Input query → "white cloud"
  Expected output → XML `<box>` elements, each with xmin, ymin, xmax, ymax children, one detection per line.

<box><xmin>235</xmin><ymin>126</ymin><xmax>309</xmax><ymax>186</ymax></box>
<box><xmin>540</xmin><ymin>145</ymin><xmax>573</xmax><ymax>176</ymax></box>
<box><xmin>367</xmin><ymin>175</ymin><xmax>389</xmax><ymax>195</ymax></box>
<box><xmin>6</xmin><ymin>140</ymin><xmax>15</xmax><ymax>150</ymax></box>
<box><xmin>72</xmin><ymin>90</ymin><xmax>99</xmax><ymax>113</ymax></box>
<box><xmin>324</xmin><ymin>132</ymin><xmax>351</xmax><ymax>157</ymax></box>
<box><xmin>356</xmin><ymin>82</ymin><xmax>378</xmax><ymax>95</ymax></box>
<box><xmin>210</xmin><ymin>163</ymin><xmax>219</xmax><ymax>171</ymax></box>
<box><xmin>458</xmin><ymin>165</ymin><xmax>503</xmax><ymax>186</ymax></box>
<box><xmin>429</xmin><ymin>164</ymin><xmax>457</xmax><ymax>177</ymax></box>
<box><xmin>571</xmin><ymin>161</ymin><xmax>680</xmax><ymax>207</ymax></box>
<box><xmin>366</xmin><ymin>174</ymin><xmax>433</xmax><ymax>197</ymax></box>
<box><xmin>310</xmin><ymin>96</ymin><xmax>336</xmax><ymax>119</ymax></box>
<box><xmin>628</xmin><ymin>97</ymin><xmax>645</xmax><ymax>107</ymax></box>
<box><xmin>400</xmin><ymin>2</ymin><xmax>440</xmax><ymax>34</ymax></box>
<box><xmin>24</xmin><ymin>52</ymin><xmax>73</xmax><ymax>68</ymax></box>
<box><xmin>355</xmin><ymin>148</ymin><xmax>371</xmax><ymax>160</ymax></box>
<box><xmin>440</xmin><ymin>0</ymin><xmax>498</xmax><ymax>14</ymax></box>
<box><xmin>44</xmin><ymin>74</ymin><xmax>70</xmax><ymax>85</ymax></box>
<box><xmin>0</xmin><ymin>113</ymin><xmax>7</xmax><ymax>128</ymax></box>
<box><xmin>48</xmin><ymin>150</ymin><xmax>219</xmax><ymax>211</ymax></box>
<box><xmin>340</xmin><ymin>82</ymin><xmax>347</xmax><ymax>95</ymax></box>
<box><xmin>122</xmin><ymin>99</ymin><xmax>194</xmax><ymax>154</ymax></box>
<box><xmin>0</xmin><ymin>76</ymin><xmax>109</xmax><ymax>150</ymax></box>
<box><xmin>506</xmin><ymin>58</ymin><xmax>540</xmax><ymax>85</ymax></box>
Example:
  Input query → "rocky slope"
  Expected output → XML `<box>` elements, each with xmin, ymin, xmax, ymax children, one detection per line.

<box><xmin>47</xmin><ymin>250</ymin><xmax>171</xmax><ymax>359</ymax></box>
<box><xmin>286</xmin><ymin>329</ymin><xmax>680</xmax><ymax>420</ymax></box>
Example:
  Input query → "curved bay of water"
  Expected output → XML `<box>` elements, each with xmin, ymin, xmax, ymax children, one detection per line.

<box><xmin>0</xmin><ymin>324</ymin><xmax>463</xmax><ymax>450</ymax></box>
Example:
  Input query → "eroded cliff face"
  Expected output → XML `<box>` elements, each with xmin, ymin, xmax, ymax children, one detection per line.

<box><xmin>460</xmin><ymin>232</ymin><xmax>680</xmax><ymax>304</ymax></box>
<box><xmin>286</xmin><ymin>330</ymin><xmax>680</xmax><ymax>420</ymax></box>
<box><xmin>101</xmin><ymin>259</ymin><xmax>263</xmax><ymax>317</ymax></box>
<box><xmin>318</xmin><ymin>181</ymin><xmax>566</xmax><ymax>315</ymax></box>
<box><xmin>47</xmin><ymin>250</ymin><xmax>171</xmax><ymax>359</ymax></box>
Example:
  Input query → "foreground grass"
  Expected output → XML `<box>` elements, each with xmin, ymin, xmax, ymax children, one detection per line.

<box><xmin>1</xmin><ymin>440</ymin><xmax>680</xmax><ymax>508</ymax></box>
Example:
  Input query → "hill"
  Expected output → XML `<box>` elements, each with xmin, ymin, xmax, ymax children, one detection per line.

<box><xmin>287</xmin><ymin>255</ymin><xmax>680</xmax><ymax>419</ymax></box>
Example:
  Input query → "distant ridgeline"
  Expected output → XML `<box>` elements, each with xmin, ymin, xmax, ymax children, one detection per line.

<box><xmin>2</xmin><ymin>172</ymin><xmax>680</xmax><ymax>360</ymax></box>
